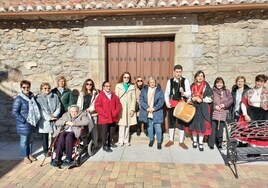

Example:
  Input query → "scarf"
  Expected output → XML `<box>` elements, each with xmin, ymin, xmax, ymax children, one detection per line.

<box><xmin>123</xmin><ymin>82</ymin><xmax>130</xmax><ymax>92</ymax></box>
<box><xmin>19</xmin><ymin>92</ymin><xmax>41</xmax><ymax>127</ymax></box>
<box><xmin>38</xmin><ymin>93</ymin><xmax>53</xmax><ymax>114</ymax></box>
<box><xmin>191</xmin><ymin>81</ymin><xmax>206</xmax><ymax>99</ymax></box>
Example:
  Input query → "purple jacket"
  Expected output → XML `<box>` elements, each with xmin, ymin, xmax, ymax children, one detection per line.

<box><xmin>212</xmin><ymin>88</ymin><xmax>233</xmax><ymax>121</ymax></box>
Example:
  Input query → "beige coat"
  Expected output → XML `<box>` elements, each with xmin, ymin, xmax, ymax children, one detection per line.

<box><xmin>115</xmin><ymin>83</ymin><xmax>137</xmax><ymax>126</ymax></box>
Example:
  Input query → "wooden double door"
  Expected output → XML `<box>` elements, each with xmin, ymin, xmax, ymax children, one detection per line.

<box><xmin>107</xmin><ymin>37</ymin><xmax>175</xmax><ymax>91</ymax></box>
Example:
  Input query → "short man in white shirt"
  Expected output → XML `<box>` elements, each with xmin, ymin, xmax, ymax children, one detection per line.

<box><xmin>164</xmin><ymin>64</ymin><xmax>191</xmax><ymax>149</ymax></box>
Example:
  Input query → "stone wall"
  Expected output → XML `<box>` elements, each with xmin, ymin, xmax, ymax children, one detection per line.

<box><xmin>0</xmin><ymin>10</ymin><xmax>267</xmax><ymax>140</ymax></box>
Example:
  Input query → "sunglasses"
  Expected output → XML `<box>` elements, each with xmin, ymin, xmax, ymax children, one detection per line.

<box><xmin>43</xmin><ymin>87</ymin><xmax>50</xmax><ymax>90</ymax></box>
<box><xmin>22</xmin><ymin>86</ymin><xmax>30</xmax><ymax>89</ymax></box>
<box><xmin>104</xmin><ymin>85</ymin><xmax>111</xmax><ymax>87</ymax></box>
<box><xmin>137</xmin><ymin>80</ymin><xmax>143</xmax><ymax>82</ymax></box>
<box><xmin>123</xmin><ymin>76</ymin><xmax>130</xmax><ymax>79</ymax></box>
<box><xmin>86</xmin><ymin>83</ymin><xmax>92</xmax><ymax>86</ymax></box>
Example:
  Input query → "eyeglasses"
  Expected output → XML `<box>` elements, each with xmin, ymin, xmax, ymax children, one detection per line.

<box><xmin>137</xmin><ymin>80</ymin><xmax>143</xmax><ymax>82</ymax></box>
<box><xmin>22</xmin><ymin>86</ymin><xmax>30</xmax><ymax>89</ymax></box>
<box><xmin>104</xmin><ymin>85</ymin><xmax>111</xmax><ymax>87</ymax></box>
<box><xmin>86</xmin><ymin>83</ymin><xmax>92</xmax><ymax>86</ymax></box>
<box><xmin>43</xmin><ymin>87</ymin><xmax>50</xmax><ymax>90</ymax></box>
<box><xmin>123</xmin><ymin>76</ymin><xmax>130</xmax><ymax>79</ymax></box>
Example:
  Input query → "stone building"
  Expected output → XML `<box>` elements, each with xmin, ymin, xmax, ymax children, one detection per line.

<box><xmin>0</xmin><ymin>0</ymin><xmax>267</xmax><ymax>140</ymax></box>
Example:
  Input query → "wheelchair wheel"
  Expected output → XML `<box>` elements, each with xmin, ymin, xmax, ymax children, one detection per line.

<box><xmin>87</xmin><ymin>140</ymin><xmax>96</xmax><ymax>157</ymax></box>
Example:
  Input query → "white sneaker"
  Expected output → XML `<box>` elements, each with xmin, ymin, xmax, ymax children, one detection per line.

<box><xmin>118</xmin><ymin>143</ymin><xmax>124</xmax><ymax>147</ymax></box>
<box><xmin>124</xmin><ymin>143</ymin><xmax>131</xmax><ymax>146</ymax></box>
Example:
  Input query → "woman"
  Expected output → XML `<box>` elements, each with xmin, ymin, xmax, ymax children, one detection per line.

<box><xmin>238</xmin><ymin>74</ymin><xmax>268</xmax><ymax>146</ymax></box>
<box><xmin>209</xmin><ymin>77</ymin><xmax>233</xmax><ymax>149</ymax></box>
<box><xmin>188</xmin><ymin>71</ymin><xmax>213</xmax><ymax>151</ymax></box>
<box><xmin>241</xmin><ymin>74</ymin><xmax>268</xmax><ymax>121</ymax></box>
<box><xmin>36</xmin><ymin>83</ymin><xmax>61</xmax><ymax>156</ymax></box>
<box><xmin>231</xmin><ymin>76</ymin><xmax>250</xmax><ymax>122</ymax></box>
<box><xmin>135</xmin><ymin>76</ymin><xmax>147</xmax><ymax>136</ymax></box>
<box><xmin>115</xmin><ymin>72</ymin><xmax>137</xmax><ymax>146</ymax></box>
<box><xmin>139</xmin><ymin>77</ymin><xmax>164</xmax><ymax>149</ymax></box>
<box><xmin>51</xmin><ymin>76</ymin><xmax>73</xmax><ymax>116</ymax></box>
<box><xmin>52</xmin><ymin>105</ymin><xmax>91</xmax><ymax>167</ymax></box>
<box><xmin>95</xmin><ymin>81</ymin><xmax>121</xmax><ymax>152</ymax></box>
<box><xmin>12</xmin><ymin>80</ymin><xmax>41</xmax><ymax>164</ymax></box>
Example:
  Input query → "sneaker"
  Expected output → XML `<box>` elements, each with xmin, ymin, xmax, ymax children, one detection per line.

<box><xmin>179</xmin><ymin>142</ymin><xmax>188</xmax><ymax>150</ymax></box>
<box><xmin>118</xmin><ymin>143</ymin><xmax>124</xmax><ymax>147</ymax></box>
<box><xmin>23</xmin><ymin>157</ymin><xmax>32</xmax><ymax>164</ymax></box>
<box><xmin>110</xmin><ymin>143</ymin><xmax>118</xmax><ymax>148</ymax></box>
<box><xmin>103</xmin><ymin>146</ymin><xmax>113</xmax><ymax>153</ymax></box>
<box><xmin>149</xmin><ymin>140</ymin><xmax>154</xmax><ymax>147</ymax></box>
<box><xmin>61</xmin><ymin>159</ymin><xmax>73</xmax><ymax>167</ymax></box>
<box><xmin>192</xmin><ymin>141</ymin><xmax>198</xmax><ymax>149</ymax></box>
<box><xmin>51</xmin><ymin>159</ymin><xmax>61</xmax><ymax>167</ymax></box>
<box><xmin>124</xmin><ymin>143</ymin><xmax>131</xmax><ymax>146</ymax></box>
<box><xmin>164</xmin><ymin>141</ymin><xmax>174</xmax><ymax>147</ymax></box>
<box><xmin>29</xmin><ymin>155</ymin><xmax>37</xmax><ymax>161</ymax></box>
<box><xmin>157</xmin><ymin>143</ymin><xmax>162</xmax><ymax>150</ymax></box>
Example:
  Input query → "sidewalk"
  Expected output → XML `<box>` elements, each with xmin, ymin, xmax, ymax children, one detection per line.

<box><xmin>0</xmin><ymin>133</ymin><xmax>268</xmax><ymax>187</ymax></box>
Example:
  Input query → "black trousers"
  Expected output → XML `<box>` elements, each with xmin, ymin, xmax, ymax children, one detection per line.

<box><xmin>41</xmin><ymin>133</ymin><xmax>49</xmax><ymax>153</ymax></box>
<box><xmin>167</xmin><ymin>108</ymin><xmax>185</xmax><ymax>130</ymax></box>
<box><xmin>100</xmin><ymin>123</ymin><xmax>116</xmax><ymax>147</ymax></box>
<box><xmin>208</xmin><ymin>120</ymin><xmax>225</xmax><ymax>148</ymax></box>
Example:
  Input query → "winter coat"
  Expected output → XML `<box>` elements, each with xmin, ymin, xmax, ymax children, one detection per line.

<box><xmin>12</xmin><ymin>92</ymin><xmax>37</xmax><ymax>136</ymax></box>
<box><xmin>77</xmin><ymin>90</ymin><xmax>98</xmax><ymax>118</ymax></box>
<box><xmin>94</xmin><ymin>91</ymin><xmax>121</xmax><ymax>125</ymax></box>
<box><xmin>230</xmin><ymin>84</ymin><xmax>250</xmax><ymax>118</ymax></box>
<box><xmin>115</xmin><ymin>83</ymin><xmax>137</xmax><ymax>126</ymax></box>
<box><xmin>135</xmin><ymin>85</ymin><xmax>144</xmax><ymax>117</ymax></box>
<box><xmin>51</xmin><ymin>87</ymin><xmax>73</xmax><ymax>116</ymax></box>
<box><xmin>55</xmin><ymin>111</ymin><xmax>93</xmax><ymax>138</ymax></box>
<box><xmin>36</xmin><ymin>93</ymin><xmax>61</xmax><ymax>133</ymax></box>
<box><xmin>212</xmin><ymin>88</ymin><xmax>233</xmax><ymax>121</ymax></box>
<box><xmin>139</xmin><ymin>85</ymin><xmax>165</xmax><ymax>124</ymax></box>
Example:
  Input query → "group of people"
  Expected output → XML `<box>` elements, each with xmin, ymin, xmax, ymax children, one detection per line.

<box><xmin>12</xmin><ymin>65</ymin><xmax>268</xmax><ymax>166</ymax></box>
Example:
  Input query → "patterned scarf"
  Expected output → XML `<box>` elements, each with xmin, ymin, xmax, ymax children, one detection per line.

<box><xmin>19</xmin><ymin>92</ymin><xmax>41</xmax><ymax>127</ymax></box>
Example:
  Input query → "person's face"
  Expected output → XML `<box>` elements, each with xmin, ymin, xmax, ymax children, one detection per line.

<box><xmin>21</xmin><ymin>84</ymin><xmax>30</xmax><ymax>95</ymax></box>
<box><xmin>216</xmin><ymin>81</ymin><xmax>224</xmax><ymax>89</ymax></box>
<box><xmin>196</xmin><ymin>73</ymin><xmax>204</xmax><ymax>83</ymax></box>
<box><xmin>236</xmin><ymin>79</ymin><xmax>245</xmax><ymax>89</ymax></box>
<box><xmin>123</xmin><ymin>74</ymin><xmax>130</xmax><ymax>83</ymax></box>
<box><xmin>103</xmin><ymin>83</ymin><xmax>111</xmax><ymax>92</ymax></box>
<box><xmin>86</xmin><ymin>81</ymin><xmax>93</xmax><ymax>90</ymax></box>
<box><xmin>69</xmin><ymin>107</ymin><xmax>78</xmax><ymax>118</ymax></box>
<box><xmin>149</xmin><ymin>80</ymin><xmax>156</xmax><ymax>88</ymax></box>
<box><xmin>58</xmin><ymin>79</ymin><xmax>65</xmax><ymax>88</ymax></box>
<box><xmin>41</xmin><ymin>85</ymin><xmax>51</xmax><ymax>95</ymax></box>
<box><xmin>255</xmin><ymin>80</ymin><xmax>265</xmax><ymax>89</ymax></box>
<box><xmin>174</xmin><ymin>69</ymin><xmax>182</xmax><ymax>79</ymax></box>
<box><xmin>136</xmin><ymin>78</ymin><xmax>143</xmax><ymax>86</ymax></box>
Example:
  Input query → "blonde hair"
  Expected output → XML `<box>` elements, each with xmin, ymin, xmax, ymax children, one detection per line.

<box><xmin>40</xmin><ymin>82</ymin><xmax>51</xmax><ymax>90</ymax></box>
<box><xmin>147</xmin><ymin>76</ymin><xmax>157</xmax><ymax>85</ymax></box>
<box><xmin>56</xmin><ymin>76</ymin><xmax>67</xmax><ymax>88</ymax></box>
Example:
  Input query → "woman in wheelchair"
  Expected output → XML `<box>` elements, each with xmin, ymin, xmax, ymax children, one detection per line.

<box><xmin>51</xmin><ymin>105</ymin><xmax>91</xmax><ymax>167</ymax></box>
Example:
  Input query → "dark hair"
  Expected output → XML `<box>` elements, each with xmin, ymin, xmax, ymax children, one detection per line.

<box><xmin>255</xmin><ymin>74</ymin><xmax>268</xmax><ymax>83</ymax></box>
<box><xmin>174</xmin><ymin>64</ymin><xmax>183</xmax><ymax>71</ymax></box>
<box><xmin>81</xmin><ymin>79</ymin><xmax>96</xmax><ymax>95</ymax></box>
<box><xmin>235</xmin><ymin>76</ymin><xmax>246</xmax><ymax>83</ymax></box>
<box><xmin>118</xmin><ymin>71</ymin><xmax>132</xmax><ymax>84</ymax></box>
<box><xmin>194</xmin><ymin>71</ymin><xmax>205</xmax><ymax>81</ymax></box>
<box><xmin>102</xmin><ymin>81</ymin><xmax>110</xmax><ymax>87</ymax></box>
<box><xmin>20</xmin><ymin>80</ymin><xmax>31</xmax><ymax>88</ymax></box>
<box><xmin>213</xmin><ymin>77</ymin><xmax>226</xmax><ymax>89</ymax></box>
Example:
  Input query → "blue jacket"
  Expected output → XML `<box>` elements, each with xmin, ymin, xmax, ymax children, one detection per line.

<box><xmin>139</xmin><ymin>85</ymin><xmax>164</xmax><ymax>124</ymax></box>
<box><xmin>12</xmin><ymin>93</ymin><xmax>36</xmax><ymax>136</ymax></box>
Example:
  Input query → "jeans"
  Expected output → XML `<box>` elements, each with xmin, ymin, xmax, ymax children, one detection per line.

<box><xmin>147</xmin><ymin>118</ymin><xmax>162</xmax><ymax>143</ymax></box>
<box><xmin>20</xmin><ymin>133</ymin><xmax>34</xmax><ymax>158</ymax></box>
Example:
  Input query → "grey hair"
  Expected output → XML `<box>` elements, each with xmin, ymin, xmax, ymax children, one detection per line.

<box><xmin>68</xmin><ymin>104</ymin><xmax>80</xmax><ymax>112</ymax></box>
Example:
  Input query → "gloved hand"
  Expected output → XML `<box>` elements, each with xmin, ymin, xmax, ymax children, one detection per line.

<box><xmin>203</xmin><ymin>96</ymin><xmax>213</xmax><ymax>103</ymax></box>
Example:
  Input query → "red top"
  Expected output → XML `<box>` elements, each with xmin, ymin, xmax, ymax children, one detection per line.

<box><xmin>94</xmin><ymin>91</ymin><xmax>122</xmax><ymax>125</ymax></box>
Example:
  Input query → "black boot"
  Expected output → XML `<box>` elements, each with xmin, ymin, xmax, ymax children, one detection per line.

<box><xmin>103</xmin><ymin>145</ymin><xmax>112</xmax><ymax>153</ymax></box>
<box><xmin>157</xmin><ymin>143</ymin><xmax>162</xmax><ymax>150</ymax></box>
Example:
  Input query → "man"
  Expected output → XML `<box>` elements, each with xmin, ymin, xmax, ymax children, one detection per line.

<box><xmin>164</xmin><ymin>64</ymin><xmax>191</xmax><ymax>149</ymax></box>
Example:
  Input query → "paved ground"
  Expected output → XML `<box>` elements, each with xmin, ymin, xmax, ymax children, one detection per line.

<box><xmin>0</xmin><ymin>132</ymin><xmax>268</xmax><ymax>188</ymax></box>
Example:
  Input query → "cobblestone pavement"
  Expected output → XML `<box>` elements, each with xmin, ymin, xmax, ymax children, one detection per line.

<box><xmin>1</xmin><ymin>132</ymin><xmax>268</xmax><ymax>187</ymax></box>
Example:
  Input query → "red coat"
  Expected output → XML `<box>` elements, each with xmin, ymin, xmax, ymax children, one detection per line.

<box><xmin>94</xmin><ymin>91</ymin><xmax>121</xmax><ymax>125</ymax></box>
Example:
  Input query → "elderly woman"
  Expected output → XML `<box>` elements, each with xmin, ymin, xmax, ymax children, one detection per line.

<box><xmin>139</xmin><ymin>76</ymin><xmax>164</xmax><ymax>150</ymax></box>
<box><xmin>115</xmin><ymin>72</ymin><xmax>137</xmax><ymax>147</ymax></box>
<box><xmin>51</xmin><ymin>76</ymin><xmax>73</xmax><ymax>116</ymax></box>
<box><xmin>51</xmin><ymin>105</ymin><xmax>91</xmax><ymax>167</ymax></box>
<box><xmin>36</xmin><ymin>83</ymin><xmax>61</xmax><ymax>156</ymax></box>
<box><xmin>12</xmin><ymin>80</ymin><xmax>41</xmax><ymax>164</ymax></box>
<box><xmin>95</xmin><ymin>81</ymin><xmax>121</xmax><ymax>152</ymax></box>
<box><xmin>231</xmin><ymin>76</ymin><xmax>250</xmax><ymax>122</ymax></box>
<box><xmin>241</xmin><ymin>74</ymin><xmax>268</xmax><ymax>121</ymax></box>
